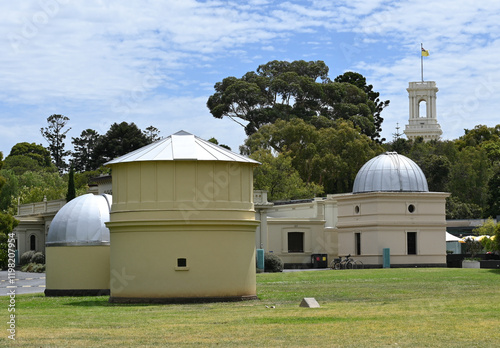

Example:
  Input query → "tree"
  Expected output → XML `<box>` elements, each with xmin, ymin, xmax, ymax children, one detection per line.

<box><xmin>418</xmin><ymin>154</ymin><xmax>451</xmax><ymax>192</ymax></box>
<box><xmin>485</xmin><ymin>166</ymin><xmax>500</xmax><ymax>218</ymax></box>
<box><xmin>0</xmin><ymin>212</ymin><xmax>18</xmax><ymax>268</ymax></box>
<box><xmin>8</xmin><ymin>142</ymin><xmax>52</xmax><ymax>167</ymax></box>
<box><xmin>92</xmin><ymin>122</ymin><xmax>151</xmax><ymax>168</ymax></box>
<box><xmin>71</xmin><ymin>129</ymin><xmax>101</xmax><ymax>172</ymax></box>
<box><xmin>250</xmin><ymin>149</ymin><xmax>323</xmax><ymax>201</ymax></box>
<box><xmin>4</xmin><ymin>143</ymin><xmax>56</xmax><ymax>175</ymax></box>
<box><xmin>143</xmin><ymin>126</ymin><xmax>161</xmax><ymax>143</ymax></box>
<box><xmin>242</xmin><ymin>118</ymin><xmax>382</xmax><ymax>194</ymax></box>
<box><xmin>40</xmin><ymin>114</ymin><xmax>71</xmax><ymax>172</ymax></box>
<box><xmin>207</xmin><ymin>60</ymin><xmax>387</xmax><ymax>141</ymax></box>
<box><xmin>66</xmin><ymin>167</ymin><xmax>76</xmax><ymax>202</ymax></box>
<box><xmin>447</xmin><ymin>146</ymin><xmax>491</xmax><ymax>214</ymax></box>
<box><xmin>446</xmin><ymin>197</ymin><xmax>482</xmax><ymax>219</ymax></box>
<box><xmin>334</xmin><ymin>71</ymin><xmax>390</xmax><ymax>143</ymax></box>
<box><xmin>3</xmin><ymin>142</ymin><xmax>55</xmax><ymax>175</ymax></box>
<box><xmin>208</xmin><ymin>137</ymin><xmax>231</xmax><ymax>150</ymax></box>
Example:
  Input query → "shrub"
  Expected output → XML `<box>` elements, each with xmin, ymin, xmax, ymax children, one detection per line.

<box><xmin>20</xmin><ymin>250</ymin><xmax>36</xmax><ymax>265</ymax></box>
<box><xmin>264</xmin><ymin>253</ymin><xmax>284</xmax><ymax>272</ymax></box>
<box><xmin>464</xmin><ymin>239</ymin><xmax>483</xmax><ymax>260</ymax></box>
<box><xmin>21</xmin><ymin>262</ymin><xmax>45</xmax><ymax>273</ymax></box>
<box><xmin>31</xmin><ymin>252</ymin><xmax>45</xmax><ymax>264</ymax></box>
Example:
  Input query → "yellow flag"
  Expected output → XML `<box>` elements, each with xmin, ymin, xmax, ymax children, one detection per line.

<box><xmin>421</xmin><ymin>47</ymin><xmax>430</xmax><ymax>56</ymax></box>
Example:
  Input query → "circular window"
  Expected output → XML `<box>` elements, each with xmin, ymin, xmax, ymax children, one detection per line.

<box><xmin>354</xmin><ymin>205</ymin><xmax>360</xmax><ymax>214</ymax></box>
<box><xmin>408</xmin><ymin>204</ymin><xmax>415</xmax><ymax>213</ymax></box>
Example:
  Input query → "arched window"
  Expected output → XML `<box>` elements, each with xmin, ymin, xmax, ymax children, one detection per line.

<box><xmin>30</xmin><ymin>235</ymin><xmax>36</xmax><ymax>251</ymax></box>
<box><xmin>419</xmin><ymin>100</ymin><xmax>427</xmax><ymax>118</ymax></box>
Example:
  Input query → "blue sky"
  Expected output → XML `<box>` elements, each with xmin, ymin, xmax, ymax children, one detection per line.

<box><xmin>1</xmin><ymin>0</ymin><xmax>500</xmax><ymax>155</ymax></box>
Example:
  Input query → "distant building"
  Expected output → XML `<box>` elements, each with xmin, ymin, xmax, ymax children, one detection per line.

<box><xmin>404</xmin><ymin>81</ymin><xmax>443</xmax><ymax>141</ymax></box>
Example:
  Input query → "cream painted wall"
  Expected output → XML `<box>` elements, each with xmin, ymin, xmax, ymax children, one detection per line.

<box><xmin>107</xmin><ymin>160</ymin><xmax>259</xmax><ymax>300</ymax></box>
<box><xmin>109</xmin><ymin>228</ymin><xmax>257</xmax><ymax>298</ymax></box>
<box><xmin>335</xmin><ymin>191</ymin><xmax>449</xmax><ymax>265</ymax></box>
<box><xmin>45</xmin><ymin>245</ymin><xmax>110</xmax><ymax>290</ymax></box>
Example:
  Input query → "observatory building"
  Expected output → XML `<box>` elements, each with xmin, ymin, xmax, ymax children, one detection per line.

<box><xmin>334</xmin><ymin>152</ymin><xmax>449</xmax><ymax>266</ymax></box>
<box><xmin>45</xmin><ymin>193</ymin><xmax>111</xmax><ymax>296</ymax></box>
<box><xmin>258</xmin><ymin>152</ymin><xmax>449</xmax><ymax>268</ymax></box>
<box><xmin>105</xmin><ymin>131</ymin><xmax>260</xmax><ymax>303</ymax></box>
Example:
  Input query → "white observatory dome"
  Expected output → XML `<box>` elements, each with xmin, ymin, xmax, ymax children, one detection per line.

<box><xmin>352</xmin><ymin>152</ymin><xmax>428</xmax><ymax>194</ymax></box>
<box><xmin>46</xmin><ymin>194</ymin><xmax>112</xmax><ymax>246</ymax></box>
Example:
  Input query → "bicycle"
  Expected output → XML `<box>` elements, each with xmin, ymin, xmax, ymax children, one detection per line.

<box><xmin>330</xmin><ymin>254</ymin><xmax>364</xmax><ymax>270</ymax></box>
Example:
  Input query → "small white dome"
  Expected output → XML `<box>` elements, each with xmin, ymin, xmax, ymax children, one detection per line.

<box><xmin>46</xmin><ymin>194</ymin><xmax>112</xmax><ymax>246</ymax></box>
<box><xmin>353</xmin><ymin>152</ymin><xmax>428</xmax><ymax>194</ymax></box>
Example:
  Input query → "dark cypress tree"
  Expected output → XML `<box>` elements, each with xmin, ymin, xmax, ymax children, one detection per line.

<box><xmin>66</xmin><ymin>167</ymin><xmax>76</xmax><ymax>202</ymax></box>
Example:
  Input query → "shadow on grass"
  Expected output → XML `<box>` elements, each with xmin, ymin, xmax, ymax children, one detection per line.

<box><xmin>64</xmin><ymin>298</ymin><xmax>158</xmax><ymax>307</ymax></box>
<box><xmin>486</xmin><ymin>269</ymin><xmax>500</xmax><ymax>275</ymax></box>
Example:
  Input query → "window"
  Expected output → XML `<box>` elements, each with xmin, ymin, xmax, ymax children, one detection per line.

<box><xmin>288</xmin><ymin>232</ymin><xmax>304</xmax><ymax>253</ymax></box>
<box><xmin>355</xmin><ymin>233</ymin><xmax>361</xmax><ymax>255</ymax></box>
<box><xmin>177</xmin><ymin>258</ymin><xmax>187</xmax><ymax>267</ymax></box>
<box><xmin>30</xmin><ymin>235</ymin><xmax>36</xmax><ymax>251</ymax></box>
<box><xmin>419</xmin><ymin>100</ymin><xmax>427</xmax><ymax>118</ymax></box>
<box><xmin>407</xmin><ymin>232</ymin><xmax>417</xmax><ymax>255</ymax></box>
<box><xmin>408</xmin><ymin>204</ymin><xmax>415</xmax><ymax>213</ymax></box>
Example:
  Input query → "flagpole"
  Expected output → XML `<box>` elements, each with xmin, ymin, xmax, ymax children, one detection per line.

<box><xmin>421</xmin><ymin>43</ymin><xmax>424</xmax><ymax>82</ymax></box>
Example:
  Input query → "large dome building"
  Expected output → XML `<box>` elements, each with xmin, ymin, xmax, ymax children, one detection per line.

<box><xmin>334</xmin><ymin>152</ymin><xmax>449</xmax><ymax>267</ymax></box>
<box><xmin>255</xmin><ymin>151</ymin><xmax>449</xmax><ymax>269</ymax></box>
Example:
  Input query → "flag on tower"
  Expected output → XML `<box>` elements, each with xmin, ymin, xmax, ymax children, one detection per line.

<box><xmin>421</xmin><ymin>47</ymin><xmax>429</xmax><ymax>56</ymax></box>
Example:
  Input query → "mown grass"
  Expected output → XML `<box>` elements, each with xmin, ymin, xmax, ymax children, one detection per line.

<box><xmin>3</xmin><ymin>268</ymin><xmax>500</xmax><ymax>347</ymax></box>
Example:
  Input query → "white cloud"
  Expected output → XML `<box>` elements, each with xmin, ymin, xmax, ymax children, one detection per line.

<box><xmin>0</xmin><ymin>0</ymin><xmax>499</xmax><ymax>154</ymax></box>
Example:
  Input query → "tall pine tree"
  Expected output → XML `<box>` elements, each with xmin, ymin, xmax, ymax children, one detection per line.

<box><xmin>40</xmin><ymin>114</ymin><xmax>71</xmax><ymax>173</ymax></box>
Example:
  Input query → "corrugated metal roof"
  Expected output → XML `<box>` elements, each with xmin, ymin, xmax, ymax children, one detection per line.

<box><xmin>105</xmin><ymin>130</ymin><xmax>259</xmax><ymax>165</ymax></box>
<box><xmin>352</xmin><ymin>152</ymin><xmax>429</xmax><ymax>193</ymax></box>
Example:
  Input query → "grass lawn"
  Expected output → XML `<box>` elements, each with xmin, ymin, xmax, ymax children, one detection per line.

<box><xmin>3</xmin><ymin>268</ymin><xmax>500</xmax><ymax>347</ymax></box>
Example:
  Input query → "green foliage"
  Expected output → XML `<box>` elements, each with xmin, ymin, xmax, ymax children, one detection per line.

<box><xmin>493</xmin><ymin>223</ymin><xmax>500</xmax><ymax>252</ymax></box>
<box><xmin>463</xmin><ymin>239</ymin><xmax>483</xmax><ymax>260</ymax></box>
<box><xmin>473</xmin><ymin>218</ymin><xmax>500</xmax><ymax>252</ymax></box>
<box><xmin>0</xmin><ymin>212</ymin><xmax>18</xmax><ymax>268</ymax></box>
<box><xmin>3</xmin><ymin>142</ymin><xmax>57</xmax><ymax>175</ymax></box>
<box><xmin>66</xmin><ymin>167</ymin><xmax>76</xmax><ymax>202</ymax></box>
<box><xmin>446</xmin><ymin>197</ymin><xmax>482</xmax><ymax>219</ymax></box>
<box><xmin>21</xmin><ymin>262</ymin><xmax>45</xmax><ymax>273</ymax></box>
<box><xmin>8</xmin><ymin>142</ymin><xmax>52</xmax><ymax>167</ymax></box>
<box><xmin>143</xmin><ymin>125</ymin><xmax>161</xmax><ymax>143</ymax></box>
<box><xmin>386</xmin><ymin>133</ymin><xmax>499</xmax><ymax>218</ymax></box>
<box><xmin>71</xmin><ymin>129</ymin><xmax>101</xmax><ymax>172</ymax></box>
<box><xmin>244</xmin><ymin>118</ymin><xmax>381</xmax><ymax>194</ymax></box>
<box><xmin>473</xmin><ymin>217</ymin><xmax>497</xmax><ymax>236</ymax></box>
<box><xmin>264</xmin><ymin>253</ymin><xmax>284</xmax><ymax>272</ymax></box>
<box><xmin>208</xmin><ymin>137</ymin><xmax>231</xmax><ymax>150</ymax></box>
<box><xmin>251</xmin><ymin>149</ymin><xmax>323</xmax><ymax>201</ymax></box>
<box><xmin>4</xmin><ymin>155</ymin><xmax>45</xmax><ymax>175</ymax></box>
<box><xmin>20</xmin><ymin>250</ymin><xmax>36</xmax><ymax>265</ymax></box>
<box><xmin>207</xmin><ymin>60</ymin><xmax>388</xmax><ymax>142</ymax></box>
<box><xmin>31</xmin><ymin>251</ymin><xmax>45</xmax><ymax>264</ymax></box>
<box><xmin>40</xmin><ymin>114</ymin><xmax>72</xmax><ymax>172</ymax></box>
<box><xmin>92</xmin><ymin>122</ymin><xmax>151</xmax><ymax>168</ymax></box>
<box><xmin>485</xmin><ymin>165</ymin><xmax>500</xmax><ymax>218</ymax></box>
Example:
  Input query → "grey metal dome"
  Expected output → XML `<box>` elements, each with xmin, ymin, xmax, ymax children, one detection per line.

<box><xmin>353</xmin><ymin>152</ymin><xmax>428</xmax><ymax>194</ymax></box>
<box><xmin>46</xmin><ymin>194</ymin><xmax>112</xmax><ymax>246</ymax></box>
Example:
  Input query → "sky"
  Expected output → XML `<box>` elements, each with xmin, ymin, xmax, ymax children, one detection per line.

<box><xmin>1</xmin><ymin>0</ymin><xmax>499</xmax><ymax>155</ymax></box>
